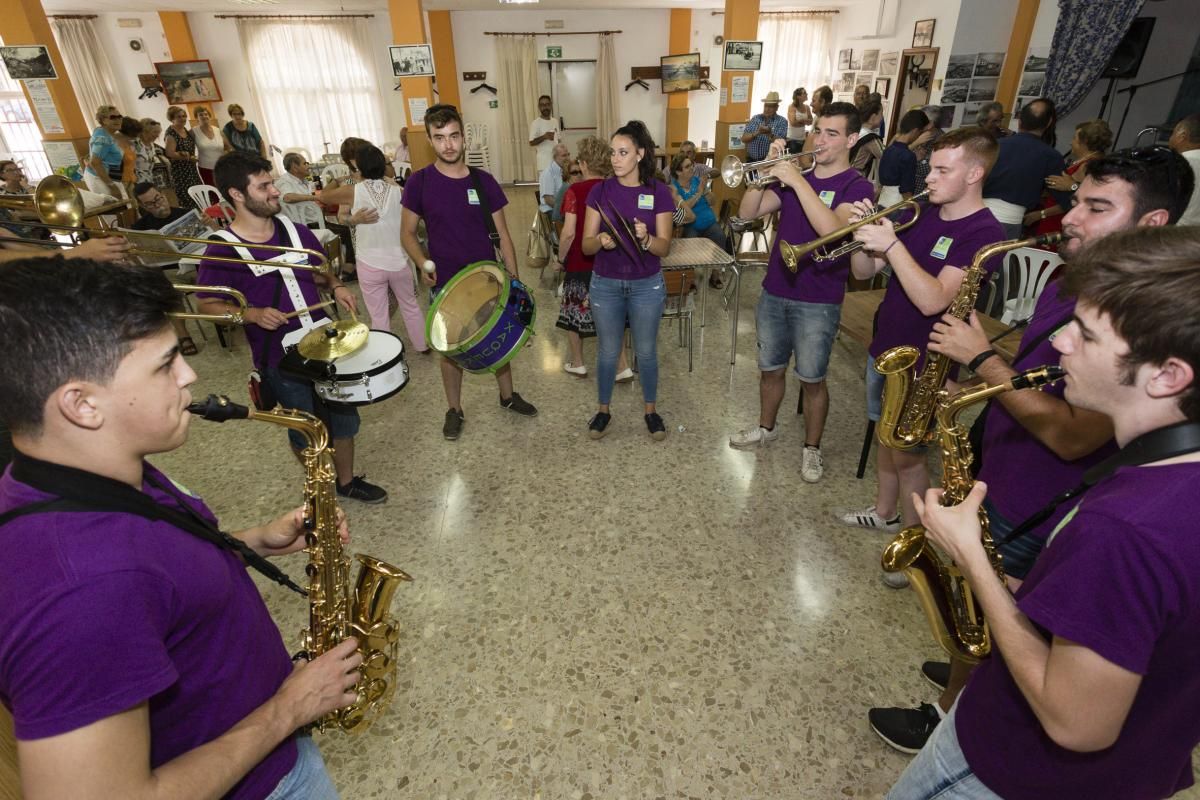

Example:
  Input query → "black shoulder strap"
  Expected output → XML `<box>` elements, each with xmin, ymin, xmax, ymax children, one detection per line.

<box><xmin>468</xmin><ymin>167</ymin><xmax>500</xmax><ymax>245</ymax></box>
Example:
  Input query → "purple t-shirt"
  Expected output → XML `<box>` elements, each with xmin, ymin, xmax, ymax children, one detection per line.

<box><xmin>0</xmin><ymin>459</ymin><xmax>297</xmax><ymax>800</ymax></box>
<box><xmin>977</xmin><ymin>278</ymin><xmax>1117</xmax><ymax>534</ymax></box>
<box><xmin>761</xmin><ymin>168</ymin><xmax>874</xmax><ymax>304</ymax></box>
<box><xmin>585</xmin><ymin>177</ymin><xmax>675</xmax><ymax>281</ymax></box>
<box><xmin>868</xmin><ymin>206</ymin><xmax>1004</xmax><ymax>361</ymax></box>
<box><xmin>196</xmin><ymin>218</ymin><xmax>329</xmax><ymax>370</ymax></box>
<box><xmin>401</xmin><ymin>164</ymin><xmax>508</xmax><ymax>288</ymax></box>
<box><xmin>957</xmin><ymin>462</ymin><xmax>1200</xmax><ymax>799</ymax></box>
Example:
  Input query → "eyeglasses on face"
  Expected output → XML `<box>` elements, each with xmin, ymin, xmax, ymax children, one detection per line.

<box><xmin>107</xmin><ymin>114</ymin><xmax>122</xmax><ymax>120</ymax></box>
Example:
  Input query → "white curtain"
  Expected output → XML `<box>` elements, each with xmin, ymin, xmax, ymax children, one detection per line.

<box><xmin>595</xmin><ymin>33</ymin><xmax>619</xmax><ymax>143</ymax></box>
<box><xmin>756</xmin><ymin>14</ymin><xmax>833</xmax><ymax>108</ymax></box>
<box><xmin>493</xmin><ymin>35</ymin><xmax>539</xmax><ymax>182</ymax></box>
<box><xmin>50</xmin><ymin>18</ymin><xmax>120</xmax><ymax>126</ymax></box>
<box><xmin>236</xmin><ymin>18</ymin><xmax>385</xmax><ymax>162</ymax></box>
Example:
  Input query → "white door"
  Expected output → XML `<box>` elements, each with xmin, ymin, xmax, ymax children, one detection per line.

<box><xmin>538</xmin><ymin>60</ymin><xmax>597</xmax><ymax>155</ymax></box>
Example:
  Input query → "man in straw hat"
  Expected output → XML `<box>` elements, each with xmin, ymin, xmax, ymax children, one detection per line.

<box><xmin>742</xmin><ymin>91</ymin><xmax>789</xmax><ymax>161</ymax></box>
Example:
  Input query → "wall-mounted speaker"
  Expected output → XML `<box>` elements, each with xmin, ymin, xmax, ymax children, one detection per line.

<box><xmin>128</xmin><ymin>38</ymin><xmax>144</xmax><ymax>52</ymax></box>
<box><xmin>1102</xmin><ymin>17</ymin><xmax>1156</xmax><ymax>79</ymax></box>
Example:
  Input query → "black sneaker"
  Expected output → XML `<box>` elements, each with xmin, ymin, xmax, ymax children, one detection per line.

<box><xmin>645</xmin><ymin>412</ymin><xmax>667</xmax><ymax>441</ymax></box>
<box><xmin>868</xmin><ymin>703</ymin><xmax>942</xmax><ymax>754</ymax></box>
<box><xmin>499</xmin><ymin>392</ymin><xmax>538</xmax><ymax>417</ymax></box>
<box><xmin>588</xmin><ymin>412</ymin><xmax>611</xmax><ymax>440</ymax></box>
<box><xmin>921</xmin><ymin>661</ymin><xmax>951</xmax><ymax>692</ymax></box>
<box><xmin>336</xmin><ymin>476</ymin><xmax>387</xmax><ymax>504</ymax></box>
<box><xmin>443</xmin><ymin>408</ymin><xmax>464</xmax><ymax>440</ymax></box>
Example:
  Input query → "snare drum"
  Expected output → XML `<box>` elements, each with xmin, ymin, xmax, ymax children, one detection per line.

<box><xmin>426</xmin><ymin>261</ymin><xmax>536</xmax><ymax>374</ymax></box>
<box><xmin>312</xmin><ymin>331</ymin><xmax>409</xmax><ymax>406</ymax></box>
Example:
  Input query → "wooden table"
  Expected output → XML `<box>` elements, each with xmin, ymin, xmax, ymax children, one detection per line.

<box><xmin>839</xmin><ymin>289</ymin><xmax>1023</xmax><ymax>360</ymax></box>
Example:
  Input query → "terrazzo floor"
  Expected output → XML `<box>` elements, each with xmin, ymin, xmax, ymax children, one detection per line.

<box><xmin>151</xmin><ymin>187</ymin><xmax>1200</xmax><ymax>799</ymax></box>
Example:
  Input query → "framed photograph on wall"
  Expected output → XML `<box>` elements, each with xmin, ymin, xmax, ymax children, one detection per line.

<box><xmin>155</xmin><ymin>60</ymin><xmax>222</xmax><ymax>105</ymax></box>
<box><xmin>912</xmin><ymin>19</ymin><xmax>936</xmax><ymax>48</ymax></box>
<box><xmin>874</xmin><ymin>77</ymin><xmax>891</xmax><ymax>99</ymax></box>
<box><xmin>723</xmin><ymin>40</ymin><xmax>763</xmax><ymax>71</ymax></box>
<box><xmin>861</xmin><ymin>49</ymin><xmax>879</xmax><ymax>72</ymax></box>
<box><xmin>0</xmin><ymin>46</ymin><xmax>57</xmax><ymax>80</ymax></box>
<box><xmin>661</xmin><ymin>53</ymin><xmax>701</xmax><ymax>93</ymax></box>
<box><xmin>390</xmin><ymin>44</ymin><xmax>434</xmax><ymax>77</ymax></box>
<box><xmin>838</xmin><ymin>49</ymin><xmax>852</xmax><ymax>71</ymax></box>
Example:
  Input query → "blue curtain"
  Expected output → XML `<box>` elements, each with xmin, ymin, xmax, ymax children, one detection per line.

<box><xmin>1043</xmin><ymin>0</ymin><xmax>1146</xmax><ymax>116</ymax></box>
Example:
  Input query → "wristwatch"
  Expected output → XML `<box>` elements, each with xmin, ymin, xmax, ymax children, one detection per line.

<box><xmin>1069</xmin><ymin>182</ymin><xmax>1079</xmax><ymax>192</ymax></box>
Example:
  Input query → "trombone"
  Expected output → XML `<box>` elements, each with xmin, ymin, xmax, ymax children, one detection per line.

<box><xmin>0</xmin><ymin>175</ymin><xmax>329</xmax><ymax>272</ymax></box>
<box><xmin>779</xmin><ymin>189</ymin><xmax>931</xmax><ymax>271</ymax></box>
<box><xmin>721</xmin><ymin>147</ymin><xmax>823</xmax><ymax>189</ymax></box>
<box><xmin>172</xmin><ymin>285</ymin><xmax>249</xmax><ymax>324</ymax></box>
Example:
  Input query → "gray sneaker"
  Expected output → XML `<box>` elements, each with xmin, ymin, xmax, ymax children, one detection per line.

<box><xmin>443</xmin><ymin>408</ymin><xmax>464</xmax><ymax>440</ymax></box>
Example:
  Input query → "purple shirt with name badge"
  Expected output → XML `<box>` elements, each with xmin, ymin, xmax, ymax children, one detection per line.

<box><xmin>196</xmin><ymin>218</ymin><xmax>328</xmax><ymax>370</ymax></box>
<box><xmin>977</xmin><ymin>277</ymin><xmax>1117</xmax><ymax>535</ymax></box>
<box><xmin>761</xmin><ymin>168</ymin><xmax>874</xmax><ymax>304</ymax></box>
<box><xmin>868</xmin><ymin>206</ymin><xmax>1004</xmax><ymax>362</ymax></box>
<box><xmin>402</xmin><ymin>165</ymin><xmax>508</xmax><ymax>288</ymax></box>
<box><xmin>956</xmin><ymin>462</ymin><xmax>1200</xmax><ymax>799</ymax></box>
<box><xmin>586</xmin><ymin>177</ymin><xmax>675</xmax><ymax>281</ymax></box>
<box><xmin>0</xmin><ymin>458</ymin><xmax>297</xmax><ymax>800</ymax></box>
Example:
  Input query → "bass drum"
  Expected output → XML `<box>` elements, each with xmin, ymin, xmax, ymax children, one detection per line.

<box><xmin>425</xmin><ymin>261</ymin><xmax>536</xmax><ymax>374</ymax></box>
<box><xmin>312</xmin><ymin>331</ymin><xmax>409</xmax><ymax>406</ymax></box>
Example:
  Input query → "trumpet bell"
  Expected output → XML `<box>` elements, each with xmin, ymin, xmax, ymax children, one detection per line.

<box><xmin>720</xmin><ymin>154</ymin><xmax>744</xmax><ymax>188</ymax></box>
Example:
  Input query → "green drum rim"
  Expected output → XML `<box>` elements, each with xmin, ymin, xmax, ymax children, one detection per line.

<box><xmin>425</xmin><ymin>260</ymin><xmax>508</xmax><ymax>356</ymax></box>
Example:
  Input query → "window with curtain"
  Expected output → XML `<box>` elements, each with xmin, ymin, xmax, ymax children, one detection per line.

<box><xmin>236</xmin><ymin>18</ymin><xmax>385</xmax><ymax>160</ymax></box>
<box><xmin>49</xmin><ymin>17</ymin><xmax>121</xmax><ymax>127</ymax></box>
<box><xmin>0</xmin><ymin>39</ymin><xmax>51</xmax><ymax>180</ymax></box>
<box><xmin>756</xmin><ymin>14</ymin><xmax>833</xmax><ymax>110</ymax></box>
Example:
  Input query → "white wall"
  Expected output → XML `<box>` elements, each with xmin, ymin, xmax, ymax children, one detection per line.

<box><xmin>687</xmin><ymin>12</ymin><xmax>726</xmax><ymax>149</ymax></box>
<box><xmin>92</xmin><ymin>12</ymin><xmax>174</xmax><ymax>124</ymax></box>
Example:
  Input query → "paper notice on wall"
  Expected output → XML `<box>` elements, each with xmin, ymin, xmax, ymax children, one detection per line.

<box><xmin>24</xmin><ymin>79</ymin><xmax>64</xmax><ymax>134</ymax></box>
<box><xmin>719</xmin><ymin>87</ymin><xmax>728</xmax><ymax>107</ymax></box>
<box><xmin>728</xmin><ymin>124</ymin><xmax>746</xmax><ymax>150</ymax></box>
<box><xmin>731</xmin><ymin>76</ymin><xmax>749</xmax><ymax>103</ymax></box>
<box><xmin>43</xmin><ymin>140</ymin><xmax>82</xmax><ymax>180</ymax></box>
<box><xmin>407</xmin><ymin>97</ymin><xmax>429</xmax><ymax>125</ymax></box>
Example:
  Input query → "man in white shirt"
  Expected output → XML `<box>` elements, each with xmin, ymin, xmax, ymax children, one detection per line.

<box><xmin>1169</xmin><ymin>113</ymin><xmax>1200</xmax><ymax>226</ymax></box>
<box><xmin>529</xmin><ymin>95</ymin><xmax>560</xmax><ymax>175</ymax></box>
<box><xmin>275</xmin><ymin>152</ymin><xmax>357</xmax><ymax>274</ymax></box>
<box><xmin>539</xmin><ymin>143</ymin><xmax>570</xmax><ymax>215</ymax></box>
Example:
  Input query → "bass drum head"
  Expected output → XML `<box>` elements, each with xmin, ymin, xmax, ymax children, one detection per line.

<box><xmin>426</xmin><ymin>262</ymin><xmax>507</xmax><ymax>354</ymax></box>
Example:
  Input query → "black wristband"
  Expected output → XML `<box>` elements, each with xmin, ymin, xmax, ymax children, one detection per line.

<box><xmin>968</xmin><ymin>349</ymin><xmax>997</xmax><ymax>372</ymax></box>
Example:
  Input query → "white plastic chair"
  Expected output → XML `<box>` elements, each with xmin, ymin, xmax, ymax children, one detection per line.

<box><xmin>187</xmin><ymin>184</ymin><xmax>235</xmax><ymax>226</ymax></box>
<box><xmin>1000</xmin><ymin>246</ymin><xmax>1064</xmax><ymax>324</ymax></box>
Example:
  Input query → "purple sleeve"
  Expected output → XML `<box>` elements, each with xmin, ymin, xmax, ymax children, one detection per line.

<box><xmin>947</xmin><ymin>220</ymin><xmax>1006</xmax><ymax>274</ymax></box>
<box><xmin>840</xmin><ymin>176</ymin><xmax>875</xmax><ymax>207</ymax></box>
<box><xmin>6</xmin><ymin>571</ymin><xmax>177</xmax><ymax>739</ymax></box>
<box><xmin>1018</xmin><ymin>511</ymin><xmax>1171</xmax><ymax>675</ymax></box>
<box><xmin>401</xmin><ymin>168</ymin><xmax>424</xmax><ymax>215</ymax></box>
<box><xmin>481</xmin><ymin>170</ymin><xmax>509</xmax><ymax>212</ymax></box>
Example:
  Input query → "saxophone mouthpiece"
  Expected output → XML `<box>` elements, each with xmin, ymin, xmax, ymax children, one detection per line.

<box><xmin>1010</xmin><ymin>365</ymin><xmax>1066</xmax><ymax>391</ymax></box>
<box><xmin>187</xmin><ymin>394</ymin><xmax>252</xmax><ymax>421</ymax></box>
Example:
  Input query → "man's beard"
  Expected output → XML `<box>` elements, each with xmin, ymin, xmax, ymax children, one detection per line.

<box><xmin>244</xmin><ymin>195</ymin><xmax>280</xmax><ymax>219</ymax></box>
<box><xmin>436</xmin><ymin>148</ymin><xmax>463</xmax><ymax>165</ymax></box>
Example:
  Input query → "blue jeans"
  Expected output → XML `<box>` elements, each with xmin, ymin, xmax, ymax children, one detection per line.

<box><xmin>590</xmin><ymin>272</ymin><xmax>666</xmax><ymax>405</ymax></box>
<box><xmin>987</xmin><ymin>497</ymin><xmax>1042</xmax><ymax>580</ymax></box>
<box><xmin>866</xmin><ymin>355</ymin><xmax>886</xmax><ymax>422</ymax></box>
<box><xmin>886</xmin><ymin>702</ymin><xmax>1001</xmax><ymax>800</ymax></box>
<box><xmin>755</xmin><ymin>291</ymin><xmax>841</xmax><ymax>382</ymax></box>
<box><xmin>265</xmin><ymin>735</ymin><xmax>339</xmax><ymax>800</ymax></box>
<box><xmin>265</xmin><ymin>366</ymin><xmax>360</xmax><ymax>450</ymax></box>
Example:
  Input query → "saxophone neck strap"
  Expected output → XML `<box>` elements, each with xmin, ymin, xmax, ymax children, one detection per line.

<box><xmin>996</xmin><ymin>421</ymin><xmax>1200</xmax><ymax>547</ymax></box>
<box><xmin>1</xmin><ymin>451</ymin><xmax>306</xmax><ymax>596</ymax></box>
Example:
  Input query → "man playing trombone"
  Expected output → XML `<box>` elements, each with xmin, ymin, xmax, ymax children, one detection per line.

<box><xmin>728</xmin><ymin>102</ymin><xmax>874</xmax><ymax>484</ymax></box>
<box><xmin>839</xmin><ymin>127</ymin><xmax>1005</xmax><ymax>546</ymax></box>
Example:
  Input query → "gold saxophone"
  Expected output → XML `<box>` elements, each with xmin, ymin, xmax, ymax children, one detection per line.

<box><xmin>874</xmin><ymin>233</ymin><xmax>1062</xmax><ymax>450</ymax></box>
<box><xmin>188</xmin><ymin>395</ymin><xmax>412</xmax><ymax>732</ymax></box>
<box><xmin>880</xmin><ymin>365</ymin><xmax>1064</xmax><ymax>661</ymax></box>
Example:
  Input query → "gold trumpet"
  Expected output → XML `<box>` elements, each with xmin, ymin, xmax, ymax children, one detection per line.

<box><xmin>779</xmin><ymin>189</ymin><xmax>930</xmax><ymax>271</ymax></box>
<box><xmin>720</xmin><ymin>147</ymin><xmax>823</xmax><ymax>189</ymax></box>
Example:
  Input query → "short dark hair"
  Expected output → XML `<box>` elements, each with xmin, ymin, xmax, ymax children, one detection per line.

<box><xmin>818</xmin><ymin>101</ymin><xmax>861</xmax><ymax>137</ymax></box>
<box><xmin>282</xmin><ymin>152</ymin><xmax>305</xmax><ymax>172</ymax></box>
<box><xmin>214</xmin><ymin>151</ymin><xmax>273</xmax><ymax>204</ymax></box>
<box><xmin>1174</xmin><ymin>113</ymin><xmax>1200</xmax><ymax>144</ymax></box>
<box><xmin>814</xmin><ymin>85</ymin><xmax>833</xmax><ymax>105</ymax></box>
<box><xmin>931</xmin><ymin>126</ymin><xmax>999</xmax><ymax>174</ymax></box>
<box><xmin>0</xmin><ymin>257</ymin><xmax>182</xmax><ymax>434</ymax></box>
<box><xmin>1087</xmin><ymin>146</ymin><xmax>1195</xmax><ymax>224</ymax></box>
<box><xmin>133</xmin><ymin>181</ymin><xmax>156</xmax><ymax>197</ymax></box>
<box><xmin>538</xmin><ymin>94</ymin><xmax>551</xmax><ymax>104</ymax></box>
<box><xmin>356</xmin><ymin>144</ymin><xmax>388</xmax><ymax>180</ymax></box>
<box><xmin>898</xmin><ymin>109</ymin><xmax>930</xmax><ymax>136</ymax></box>
<box><xmin>119</xmin><ymin>116</ymin><xmax>142</xmax><ymax>138</ymax></box>
<box><xmin>612</xmin><ymin>120</ymin><xmax>657</xmax><ymax>186</ymax></box>
<box><xmin>424</xmin><ymin>103</ymin><xmax>463</xmax><ymax>136</ymax></box>
<box><xmin>1018</xmin><ymin>98</ymin><xmax>1055</xmax><ymax>132</ymax></box>
<box><xmin>1064</xmin><ymin>226</ymin><xmax>1200</xmax><ymax>421</ymax></box>
<box><xmin>338</xmin><ymin>137</ymin><xmax>370</xmax><ymax>168</ymax></box>
<box><xmin>858</xmin><ymin>99</ymin><xmax>883</xmax><ymax>121</ymax></box>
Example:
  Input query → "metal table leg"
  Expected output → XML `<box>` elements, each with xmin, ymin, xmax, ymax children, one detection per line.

<box><xmin>729</xmin><ymin>261</ymin><xmax>742</xmax><ymax>364</ymax></box>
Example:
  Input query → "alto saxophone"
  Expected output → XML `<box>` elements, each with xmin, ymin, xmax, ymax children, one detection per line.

<box><xmin>188</xmin><ymin>395</ymin><xmax>412</xmax><ymax>732</ymax></box>
<box><xmin>880</xmin><ymin>365</ymin><xmax>1064</xmax><ymax>662</ymax></box>
<box><xmin>875</xmin><ymin>232</ymin><xmax>1062</xmax><ymax>449</ymax></box>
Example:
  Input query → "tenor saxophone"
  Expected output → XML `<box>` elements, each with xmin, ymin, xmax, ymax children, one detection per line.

<box><xmin>880</xmin><ymin>365</ymin><xmax>1064</xmax><ymax>662</ymax></box>
<box><xmin>188</xmin><ymin>395</ymin><xmax>412</xmax><ymax>732</ymax></box>
<box><xmin>875</xmin><ymin>232</ymin><xmax>1062</xmax><ymax>450</ymax></box>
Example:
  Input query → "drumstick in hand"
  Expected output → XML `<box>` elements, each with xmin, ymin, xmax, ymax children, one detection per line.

<box><xmin>282</xmin><ymin>299</ymin><xmax>336</xmax><ymax>319</ymax></box>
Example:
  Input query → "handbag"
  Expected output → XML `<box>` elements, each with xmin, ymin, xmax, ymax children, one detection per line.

<box><xmin>527</xmin><ymin>211</ymin><xmax>552</xmax><ymax>269</ymax></box>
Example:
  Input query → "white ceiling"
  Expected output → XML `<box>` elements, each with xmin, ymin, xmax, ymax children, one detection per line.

<box><xmin>40</xmin><ymin>0</ymin><xmax>857</xmax><ymax>15</ymax></box>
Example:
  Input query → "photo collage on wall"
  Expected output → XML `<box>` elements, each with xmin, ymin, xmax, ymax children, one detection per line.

<box><xmin>832</xmin><ymin>49</ymin><xmax>897</xmax><ymax>104</ymax></box>
<box><xmin>1014</xmin><ymin>48</ymin><xmax>1049</xmax><ymax>118</ymax></box>
<box><xmin>939</xmin><ymin>50</ymin><xmax>1010</xmax><ymax>128</ymax></box>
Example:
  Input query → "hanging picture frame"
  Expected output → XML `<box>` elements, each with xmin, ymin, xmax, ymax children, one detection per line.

<box><xmin>912</xmin><ymin>19</ymin><xmax>936</xmax><ymax>48</ymax></box>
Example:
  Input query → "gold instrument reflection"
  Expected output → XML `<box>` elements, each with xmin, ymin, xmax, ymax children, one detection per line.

<box><xmin>778</xmin><ymin>190</ymin><xmax>931</xmax><ymax>270</ymax></box>
<box><xmin>720</xmin><ymin>147</ymin><xmax>824</xmax><ymax>189</ymax></box>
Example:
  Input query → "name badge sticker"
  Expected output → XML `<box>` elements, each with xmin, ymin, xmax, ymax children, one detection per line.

<box><xmin>818</xmin><ymin>190</ymin><xmax>835</xmax><ymax>208</ymax></box>
<box><xmin>467</xmin><ymin>188</ymin><xmax>480</xmax><ymax>205</ymax></box>
<box><xmin>638</xmin><ymin>193</ymin><xmax>655</xmax><ymax>210</ymax></box>
<box><xmin>930</xmin><ymin>236</ymin><xmax>953</xmax><ymax>259</ymax></box>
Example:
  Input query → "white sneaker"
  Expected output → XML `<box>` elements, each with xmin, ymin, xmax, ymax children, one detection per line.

<box><xmin>801</xmin><ymin>446</ymin><xmax>824</xmax><ymax>483</ymax></box>
<box><xmin>563</xmin><ymin>362</ymin><xmax>588</xmax><ymax>377</ymax></box>
<box><xmin>882</xmin><ymin>570</ymin><xmax>910</xmax><ymax>589</ymax></box>
<box><xmin>840</xmin><ymin>506</ymin><xmax>902</xmax><ymax>532</ymax></box>
<box><xmin>729</xmin><ymin>425</ymin><xmax>779</xmax><ymax>449</ymax></box>
<box><xmin>615</xmin><ymin>367</ymin><xmax>634</xmax><ymax>383</ymax></box>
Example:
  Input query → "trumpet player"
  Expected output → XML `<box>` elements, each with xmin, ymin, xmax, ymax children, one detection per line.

<box><xmin>840</xmin><ymin>127</ymin><xmax>1004</xmax><ymax>540</ymax></box>
<box><xmin>728</xmin><ymin>102</ymin><xmax>874</xmax><ymax>484</ymax></box>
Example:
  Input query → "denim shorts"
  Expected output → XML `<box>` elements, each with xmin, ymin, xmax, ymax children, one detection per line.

<box><xmin>866</xmin><ymin>355</ymin><xmax>886</xmax><ymax>422</ymax></box>
<box><xmin>886</xmin><ymin>701</ymin><xmax>1001</xmax><ymax>800</ymax></box>
<box><xmin>755</xmin><ymin>291</ymin><xmax>841</xmax><ymax>382</ymax></box>
<box><xmin>988</xmin><ymin>497</ymin><xmax>1042</xmax><ymax>580</ymax></box>
<box><xmin>265</xmin><ymin>366</ymin><xmax>360</xmax><ymax>450</ymax></box>
<box><xmin>265</xmin><ymin>735</ymin><xmax>339</xmax><ymax>800</ymax></box>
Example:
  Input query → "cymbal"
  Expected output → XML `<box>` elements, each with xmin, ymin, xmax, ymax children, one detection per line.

<box><xmin>297</xmin><ymin>320</ymin><xmax>369</xmax><ymax>360</ymax></box>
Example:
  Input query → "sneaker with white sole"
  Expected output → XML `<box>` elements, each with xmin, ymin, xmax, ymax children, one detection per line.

<box><xmin>801</xmin><ymin>446</ymin><xmax>824</xmax><ymax>482</ymax></box>
<box><xmin>868</xmin><ymin>703</ymin><xmax>943</xmax><ymax>754</ymax></box>
<box><xmin>839</xmin><ymin>506</ymin><xmax>902</xmax><ymax>531</ymax></box>
<box><xmin>729</xmin><ymin>425</ymin><xmax>779</xmax><ymax>449</ymax></box>
<box><xmin>563</xmin><ymin>362</ymin><xmax>588</xmax><ymax>377</ymax></box>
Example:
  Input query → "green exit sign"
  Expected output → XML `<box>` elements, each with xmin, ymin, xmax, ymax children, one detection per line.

<box><xmin>546</xmin><ymin>46</ymin><xmax>562</xmax><ymax>59</ymax></box>
<box><xmin>489</xmin><ymin>100</ymin><xmax>498</xmax><ymax>109</ymax></box>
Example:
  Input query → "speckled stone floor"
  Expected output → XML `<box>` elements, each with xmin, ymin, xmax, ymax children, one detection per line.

<box><xmin>152</xmin><ymin>187</ymin><xmax>1200</xmax><ymax>800</ymax></box>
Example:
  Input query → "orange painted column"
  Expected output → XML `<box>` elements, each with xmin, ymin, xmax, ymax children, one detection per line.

<box><xmin>996</xmin><ymin>0</ymin><xmax>1040</xmax><ymax>120</ymax></box>
<box><xmin>158</xmin><ymin>11</ymin><xmax>214</xmax><ymax>124</ymax></box>
<box><xmin>713</xmin><ymin>0</ymin><xmax>760</xmax><ymax>208</ymax></box>
<box><xmin>389</xmin><ymin>0</ymin><xmax>436</xmax><ymax>169</ymax></box>
<box><xmin>0</xmin><ymin>0</ymin><xmax>92</xmax><ymax>171</ymax></box>
<box><xmin>664</xmin><ymin>9</ymin><xmax>692</xmax><ymax>155</ymax></box>
<box><xmin>428</xmin><ymin>11</ymin><xmax>460</xmax><ymax>110</ymax></box>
